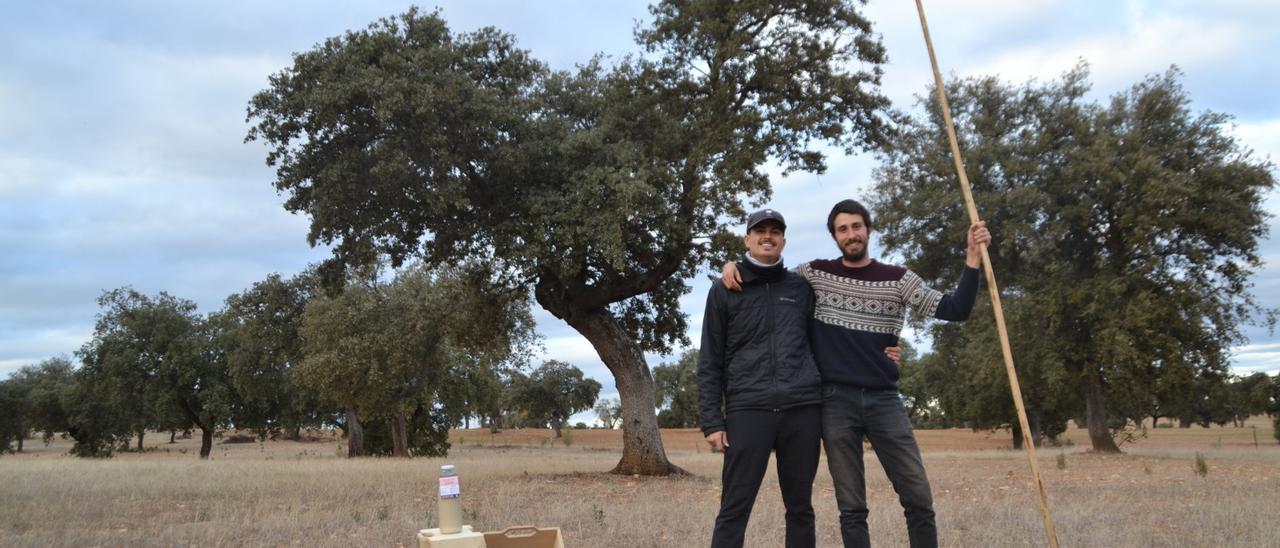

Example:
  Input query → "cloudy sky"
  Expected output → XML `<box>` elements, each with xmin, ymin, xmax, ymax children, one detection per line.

<box><xmin>4</xmin><ymin>1</ymin><xmax>1278</xmax><ymax>410</ymax></box>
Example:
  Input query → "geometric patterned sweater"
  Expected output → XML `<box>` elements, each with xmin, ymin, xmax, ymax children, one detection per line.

<box><xmin>795</xmin><ymin>259</ymin><xmax>980</xmax><ymax>390</ymax></box>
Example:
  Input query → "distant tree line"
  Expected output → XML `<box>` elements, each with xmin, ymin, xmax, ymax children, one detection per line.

<box><xmin>0</xmin><ymin>262</ymin><xmax>607</xmax><ymax>458</ymax></box>
<box><xmin>896</xmin><ymin>340</ymin><xmax>1280</xmax><ymax>447</ymax></box>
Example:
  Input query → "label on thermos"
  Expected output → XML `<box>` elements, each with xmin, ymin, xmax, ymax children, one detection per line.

<box><xmin>439</xmin><ymin>476</ymin><xmax>460</xmax><ymax>498</ymax></box>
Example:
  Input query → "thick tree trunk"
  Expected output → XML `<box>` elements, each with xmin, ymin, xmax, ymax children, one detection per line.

<box><xmin>288</xmin><ymin>425</ymin><xmax>302</xmax><ymax>441</ymax></box>
<box><xmin>391</xmin><ymin>413</ymin><xmax>410</xmax><ymax>458</ymax></box>
<box><xmin>567</xmin><ymin>308</ymin><xmax>684</xmax><ymax>475</ymax></box>
<box><xmin>136</xmin><ymin>430</ymin><xmax>145</xmax><ymax>451</ymax></box>
<box><xmin>17</xmin><ymin>436</ymin><xmax>23</xmax><ymax>452</ymax></box>
<box><xmin>199</xmin><ymin>428</ymin><xmax>213</xmax><ymax>459</ymax></box>
<box><xmin>1084</xmin><ymin>367</ymin><xmax>1121</xmax><ymax>453</ymax></box>
<box><xmin>346</xmin><ymin>408</ymin><xmax>365</xmax><ymax>457</ymax></box>
<box><xmin>1011</xmin><ymin>424</ymin><xmax>1023</xmax><ymax>449</ymax></box>
<box><xmin>551</xmin><ymin>418</ymin><xmax>564</xmax><ymax>438</ymax></box>
<box><xmin>170</xmin><ymin>430</ymin><xmax>177</xmax><ymax>444</ymax></box>
<box><xmin>464</xmin><ymin>416</ymin><xmax>471</xmax><ymax>429</ymax></box>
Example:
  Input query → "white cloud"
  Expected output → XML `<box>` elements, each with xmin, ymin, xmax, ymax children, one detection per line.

<box><xmin>0</xmin><ymin>328</ymin><xmax>89</xmax><ymax>379</ymax></box>
<box><xmin>1231</xmin><ymin>119</ymin><xmax>1280</xmax><ymax>165</ymax></box>
<box><xmin>1234</xmin><ymin>342</ymin><xmax>1280</xmax><ymax>353</ymax></box>
<box><xmin>971</xmin><ymin>14</ymin><xmax>1244</xmax><ymax>91</ymax></box>
<box><xmin>538</xmin><ymin>334</ymin><xmax>603</xmax><ymax>366</ymax></box>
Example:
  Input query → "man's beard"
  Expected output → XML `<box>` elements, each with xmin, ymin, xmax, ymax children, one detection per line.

<box><xmin>842</xmin><ymin>248</ymin><xmax>867</xmax><ymax>263</ymax></box>
<box><xmin>841</xmin><ymin>238</ymin><xmax>867</xmax><ymax>263</ymax></box>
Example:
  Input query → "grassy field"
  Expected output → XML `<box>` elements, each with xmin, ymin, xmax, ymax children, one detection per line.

<box><xmin>1</xmin><ymin>419</ymin><xmax>1277</xmax><ymax>547</ymax></box>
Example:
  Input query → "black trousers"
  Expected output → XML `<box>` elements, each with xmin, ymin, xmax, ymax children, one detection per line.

<box><xmin>711</xmin><ymin>405</ymin><xmax>822</xmax><ymax>548</ymax></box>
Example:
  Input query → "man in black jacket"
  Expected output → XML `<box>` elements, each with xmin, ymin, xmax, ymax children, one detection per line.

<box><xmin>698</xmin><ymin>208</ymin><xmax>823</xmax><ymax>548</ymax></box>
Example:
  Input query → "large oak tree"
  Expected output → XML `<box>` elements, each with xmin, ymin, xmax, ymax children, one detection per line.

<box><xmin>871</xmin><ymin>65</ymin><xmax>1275</xmax><ymax>452</ymax></box>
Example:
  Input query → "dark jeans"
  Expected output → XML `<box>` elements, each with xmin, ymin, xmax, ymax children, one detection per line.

<box><xmin>822</xmin><ymin>384</ymin><xmax>936</xmax><ymax>548</ymax></box>
<box><xmin>711</xmin><ymin>405</ymin><xmax>821</xmax><ymax>548</ymax></box>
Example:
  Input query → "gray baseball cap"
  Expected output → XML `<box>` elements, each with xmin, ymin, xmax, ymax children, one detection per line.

<box><xmin>747</xmin><ymin>208</ymin><xmax>786</xmax><ymax>231</ymax></box>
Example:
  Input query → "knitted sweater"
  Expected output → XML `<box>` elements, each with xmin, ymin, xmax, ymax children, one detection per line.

<box><xmin>795</xmin><ymin>259</ymin><xmax>980</xmax><ymax>389</ymax></box>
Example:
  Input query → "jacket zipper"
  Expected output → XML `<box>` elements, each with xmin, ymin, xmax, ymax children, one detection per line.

<box><xmin>767</xmin><ymin>281</ymin><xmax>779</xmax><ymax>412</ymax></box>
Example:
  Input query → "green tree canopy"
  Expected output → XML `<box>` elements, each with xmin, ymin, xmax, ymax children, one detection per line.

<box><xmin>10</xmin><ymin>357</ymin><xmax>78</xmax><ymax>446</ymax></box>
<box><xmin>246</xmin><ymin>0</ymin><xmax>890</xmax><ymax>474</ymax></box>
<box><xmin>75</xmin><ymin>288</ymin><xmax>232</xmax><ymax>458</ymax></box>
<box><xmin>871</xmin><ymin>64</ymin><xmax>1275</xmax><ymax>452</ymax></box>
<box><xmin>653</xmin><ymin>350</ymin><xmax>698</xmax><ymax>428</ymax></box>
<box><xmin>511</xmin><ymin>360</ymin><xmax>602</xmax><ymax>436</ymax></box>
<box><xmin>217</xmin><ymin>271</ymin><xmax>331</xmax><ymax>440</ymax></box>
<box><xmin>298</xmin><ymin>262</ymin><xmax>536</xmax><ymax>457</ymax></box>
<box><xmin>0</xmin><ymin>379</ymin><xmax>25</xmax><ymax>453</ymax></box>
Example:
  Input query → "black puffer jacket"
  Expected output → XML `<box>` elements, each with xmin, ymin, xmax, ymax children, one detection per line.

<box><xmin>697</xmin><ymin>260</ymin><xmax>822</xmax><ymax>436</ymax></box>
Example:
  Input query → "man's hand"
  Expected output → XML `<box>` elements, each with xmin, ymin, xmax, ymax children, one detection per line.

<box><xmin>965</xmin><ymin>220</ymin><xmax>992</xmax><ymax>268</ymax></box>
<box><xmin>721</xmin><ymin>262</ymin><xmax>743</xmax><ymax>292</ymax></box>
<box><xmin>705</xmin><ymin>430</ymin><xmax>729</xmax><ymax>452</ymax></box>
<box><xmin>885</xmin><ymin>345</ymin><xmax>901</xmax><ymax>365</ymax></box>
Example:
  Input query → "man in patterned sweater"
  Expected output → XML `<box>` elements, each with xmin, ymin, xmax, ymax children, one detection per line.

<box><xmin>723</xmin><ymin>199</ymin><xmax>991</xmax><ymax>547</ymax></box>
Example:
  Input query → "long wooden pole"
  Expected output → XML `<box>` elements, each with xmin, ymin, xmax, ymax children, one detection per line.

<box><xmin>912</xmin><ymin>2</ymin><xmax>1060</xmax><ymax>546</ymax></box>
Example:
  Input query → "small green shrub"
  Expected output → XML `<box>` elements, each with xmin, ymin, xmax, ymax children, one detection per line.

<box><xmin>1193</xmin><ymin>452</ymin><xmax>1208</xmax><ymax>477</ymax></box>
<box><xmin>1055</xmin><ymin>452</ymin><xmax>1067</xmax><ymax>470</ymax></box>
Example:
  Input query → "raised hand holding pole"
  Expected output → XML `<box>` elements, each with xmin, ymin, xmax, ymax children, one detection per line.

<box><xmin>913</xmin><ymin>1</ymin><xmax>1060</xmax><ymax>546</ymax></box>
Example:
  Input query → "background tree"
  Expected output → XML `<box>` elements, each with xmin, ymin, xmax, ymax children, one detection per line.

<box><xmin>0</xmin><ymin>358</ymin><xmax>76</xmax><ymax>451</ymax></box>
<box><xmin>1227</xmin><ymin>372</ymin><xmax>1274</xmax><ymax>427</ymax></box>
<box><xmin>870</xmin><ymin>64</ymin><xmax>1275</xmax><ymax>452</ymax></box>
<box><xmin>246</xmin><ymin>1</ymin><xmax>891</xmax><ymax>474</ymax></box>
<box><xmin>512</xmin><ymin>360</ymin><xmax>602</xmax><ymax>436</ymax></box>
<box><xmin>218</xmin><ymin>271</ymin><xmax>330</xmax><ymax>440</ymax></box>
<box><xmin>893</xmin><ymin>341</ymin><xmax>946</xmax><ymax>428</ymax></box>
<box><xmin>1271</xmin><ymin>374</ymin><xmax>1280</xmax><ymax>444</ymax></box>
<box><xmin>0</xmin><ymin>379</ymin><xmax>25</xmax><ymax>452</ymax></box>
<box><xmin>474</xmin><ymin>369</ymin><xmax>528</xmax><ymax>433</ymax></box>
<box><xmin>909</xmin><ymin>299</ymin><xmax>1078</xmax><ymax>447</ymax></box>
<box><xmin>594</xmin><ymin>398</ymin><xmax>622</xmax><ymax>429</ymax></box>
<box><xmin>298</xmin><ymin>263</ymin><xmax>536</xmax><ymax>457</ymax></box>
<box><xmin>652</xmin><ymin>350</ymin><xmax>698</xmax><ymax>428</ymax></box>
<box><xmin>75</xmin><ymin>288</ymin><xmax>232</xmax><ymax>459</ymax></box>
<box><xmin>1172</xmin><ymin>370</ymin><xmax>1233</xmax><ymax>428</ymax></box>
<box><xmin>297</xmin><ymin>278</ymin><xmax>382</xmax><ymax>456</ymax></box>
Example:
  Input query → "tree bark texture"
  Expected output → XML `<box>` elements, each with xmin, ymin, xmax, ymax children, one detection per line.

<box><xmin>1028</xmin><ymin>408</ymin><xmax>1043</xmax><ymax>448</ymax></box>
<box><xmin>1084</xmin><ymin>367</ymin><xmax>1121</xmax><ymax>453</ymax></box>
<box><xmin>199</xmin><ymin>428</ymin><xmax>213</xmax><ymax>459</ymax></box>
<box><xmin>391</xmin><ymin>413</ymin><xmax>410</xmax><ymax>457</ymax></box>
<box><xmin>568</xmin><ymin>308</ymin><xmax>685</xmax><ymax>475</ymax></box>
<box><xmin>346</xmin><ymin>408</ymin><xmax>365</xmax><ymax>457</ymax></box>
<box><xmin>136</xmin><ymin>430</ymin><xmax>145</xmax><ymax>451</ymax></box>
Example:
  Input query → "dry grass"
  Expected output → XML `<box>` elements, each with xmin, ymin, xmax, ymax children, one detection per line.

<box><xmin>1</xmin><ymin>419</ymin><xmax>1277</xmax><ymax>547</ymax></box>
